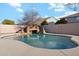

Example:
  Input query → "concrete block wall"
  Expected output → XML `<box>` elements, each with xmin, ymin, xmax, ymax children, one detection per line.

<box><xmin>43</xmin><ymin>23</ymin><xmax>79</xmax><ymax>36</ymax></box>
<box><xmin>0</xmin><ymin>25</ymin><xmax>20</xmax><ymax>33</ymax></box>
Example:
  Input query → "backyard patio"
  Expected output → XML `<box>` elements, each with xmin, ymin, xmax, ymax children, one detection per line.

<box><xmin>0</xmin><ymin>32</ymin><xmax>79</xmax><ymax>56</ymax></box>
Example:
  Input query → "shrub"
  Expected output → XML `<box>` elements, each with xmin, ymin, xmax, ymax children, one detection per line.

<box><xmin>55</xmin><ymin>18</ymin><xmax>68</xmax><ymax>24</ymax></box>
<box><xmin>2</xmin><ymin>19</ymin><xmax>15</xmax><ymax>25</ymax></box>
<box><xmin>41</xmin><ymin>20</ymin><xmax>48</xmax><ymax>25</ymax></box>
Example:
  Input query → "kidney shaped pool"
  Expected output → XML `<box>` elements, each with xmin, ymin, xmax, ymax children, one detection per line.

<box><xmin>19</xmin><ymin>34</ymin><xmax>78</xmax><ymax>49</ymax></box>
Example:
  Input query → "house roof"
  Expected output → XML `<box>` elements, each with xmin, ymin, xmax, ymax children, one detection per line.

<box><xmin>60</xmin><ymin>12</ymin><xmax>79</xmax><ymax>19</ymax></box>
<box><xmin>46</xmin><ymin>16</ymin><xmax>58</xmax><ymax>23</ymax></box>
<box><xmin>34</xmin><ymin>16</ymin><xmax>58</xmax><ymax>25</ymax></box>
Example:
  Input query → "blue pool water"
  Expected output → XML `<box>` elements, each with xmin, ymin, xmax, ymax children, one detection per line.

<box><xmin>19</xmin><ymin>34</ymin><xmax>78</xmax><ymax>49</ymax></box>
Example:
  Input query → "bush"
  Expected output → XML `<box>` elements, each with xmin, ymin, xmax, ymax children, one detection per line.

<box><xmin>55</xmin><ymin>18</ymin><xmax>68</xmax><ymax>24</ymax></box>
<box><xmin>41</xmin><ymin>20</ymin><xmax>48</xmax><ymax>25</ymax></box>
<box><xmin>2</xmin><ymin>19</ymin><xmax>15</xmax><ymax>25</ymax></box>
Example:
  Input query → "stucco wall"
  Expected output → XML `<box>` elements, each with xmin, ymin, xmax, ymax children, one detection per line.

<box><xmin>43</xmin><ymin>23</ymin><xmax>79</xmax><ymax>36</ymax></box>
<box><xmin>0</xmin><ymin>25</ymin><xmax>20</xmax><ymax>33</ymax></box>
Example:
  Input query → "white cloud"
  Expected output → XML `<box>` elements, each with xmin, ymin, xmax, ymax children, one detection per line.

<box><xmin>8</xmin><ymin>3</ymin><xmax>23</xmax><ymax>13</ymax></box>
<box><xmin>8</xmin><ymin>3</ymin><xmax>21</xmax><ymax>8</ymax></box>
<box><xmin>56</xmin><ymin>4</ymin><xmax>64</xmax><ymax>9</ymax></box>
<box><xmin>17</xmin><ymin>8</ymin><xmax>23</xmax><ymax>13</ymax></box>
<box><xmin>55</xmin><ymin>8</ymin><xmax>64</xmax><ymax>12</ymax></box>
<box><xmin>50</xmin><ymin>3</ymin><xmax>56</xmax><ymax>7</ymax></box>
<box><xmin>48</xmin><ymin>3</ymin><xmax>65</xmax><ymax>12</ymax></box>
<box><xmin>48</xmin><ymin>3</ymin><xmax>56</xmax><ymax>10</ymax></box>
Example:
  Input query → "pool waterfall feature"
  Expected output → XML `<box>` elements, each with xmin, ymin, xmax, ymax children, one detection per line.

<box><xmin>20</xmin><ymin>25</ymin><xmax>46</xmax><ymax>36</ymax></box>
<box><xmin>19</xmin><ymin>34</ymin><xmax>78</xmax><ymax>49</ymax></box>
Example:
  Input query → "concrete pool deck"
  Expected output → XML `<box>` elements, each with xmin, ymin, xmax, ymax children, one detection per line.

<box><xmin>0</xmin><ymin>33</ymin><xmax>79</xmax><ymax>56</ymax></box>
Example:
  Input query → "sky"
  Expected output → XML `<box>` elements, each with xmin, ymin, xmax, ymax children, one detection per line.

<box><xmin>0</xmin><ymin>3</ymin><xmax>78</xmax><ymax>23</ymax></box>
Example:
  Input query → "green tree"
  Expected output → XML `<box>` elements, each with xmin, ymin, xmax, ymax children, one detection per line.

<box><xmin>41</xmin><ymin>20</ymin><xmax>48</xmax><ymax>25</ymax></box>
<box><xmin>55</xmin><ymin>18</ymin><xmax>68</xmax><ymax>24</ymax></box>
<box><xmin>2</xmin><ymin>19</ymin><xmax>15</xmax><ymax>25</ymax></box>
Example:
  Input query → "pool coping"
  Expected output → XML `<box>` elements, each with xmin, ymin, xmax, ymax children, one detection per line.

<box><xmin>44</xmin><ymin>33</ymin><xmax>79</xmax><ymax>56</ymax></box>
<box><xmin>0</xmin><ymin>33</ymin><xmax>79</xmax><ymax>56</ymax></box>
